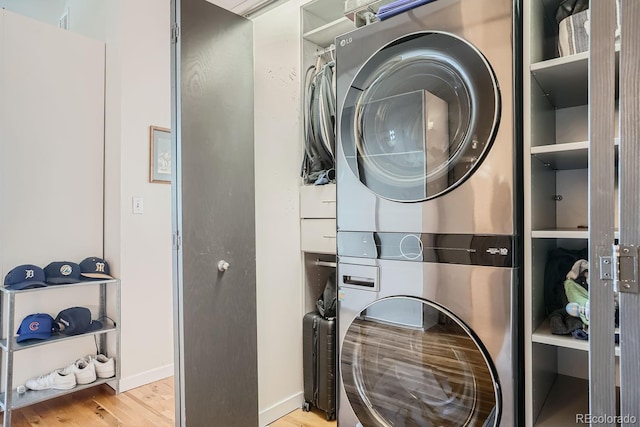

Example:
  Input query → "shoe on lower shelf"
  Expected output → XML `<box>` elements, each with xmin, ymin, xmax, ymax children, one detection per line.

<box><xmin>61</xmin><ymin>358</ymin><xmax>97</xmax><ymax>385</ymax></box>
<box><xmin>85</xmin><ymin>354</ymin><xmax>115</xmax><ymax>379</ymax></box>
<box><xmin>25</xmin><ymin>369</ymin><xmax>76</xmax><ymax>391</ymax></box>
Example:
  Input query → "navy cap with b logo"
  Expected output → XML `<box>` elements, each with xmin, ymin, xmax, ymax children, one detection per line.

<box><xmin>4</xmin><ymin>264</ymin><xmax>47</xmax><ymax>290</ymax></box>
<box><xmin>44</xmin><ymin>261</ymin><xmax>82</xmax><ymax>285</ymax></box>
<box><xmin>79</xmin><ymin>257</ymin><xmax>113</xmax><ymax>280</ymax></box>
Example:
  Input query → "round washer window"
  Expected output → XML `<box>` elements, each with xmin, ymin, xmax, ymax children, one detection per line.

<box><xmin>340</xmin><ymin>32</ymin><xmax>500</xmax><ymax>202</ymax></box>
<box><xmin>341</xmin><ymin>297</ymin><xmax>501</xmax><ymax>426</ymax></box>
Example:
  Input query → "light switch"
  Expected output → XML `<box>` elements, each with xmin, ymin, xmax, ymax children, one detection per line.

<box><xmin>133</xmin><ymin>197</ymin><xmax>144</xmax><ymax>214</ymax></box>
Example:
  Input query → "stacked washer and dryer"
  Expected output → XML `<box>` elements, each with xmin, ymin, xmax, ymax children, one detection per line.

<box><xmin>335</xmin><ymin>0</ymin><xmax>522</xmax><ymax>426</ymax></box>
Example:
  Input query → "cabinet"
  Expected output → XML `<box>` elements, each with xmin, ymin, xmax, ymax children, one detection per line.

<box><xmin>524</xmin><ymin>1</ymin><xmax>620</xmax><ymax>425</ymax></box>
<box><xmin>0</xmin><ymin>279</ymin><xmax>121</xmax><ymax>426</ymax></box>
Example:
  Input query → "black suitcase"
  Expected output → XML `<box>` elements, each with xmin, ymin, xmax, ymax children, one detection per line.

<box><xmin>302</xmin><ymin>311</ymin><xmax>336</xmax><ymax>421</ymax></box>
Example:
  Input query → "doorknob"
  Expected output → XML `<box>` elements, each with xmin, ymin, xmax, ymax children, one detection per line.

<box><xmin>217</xmin><ymin>260</ymin><xmax>230</xmax><ymax>272</ymax></box>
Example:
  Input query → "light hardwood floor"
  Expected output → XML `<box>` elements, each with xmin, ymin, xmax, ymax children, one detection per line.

<box><xmin>0</xmin><ymin>377</ymin><xmax>336</xmax><ymax>427</ymax></box>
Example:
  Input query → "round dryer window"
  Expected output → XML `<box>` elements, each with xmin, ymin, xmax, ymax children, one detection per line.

<box><xmin>341</xmin><ymin>297</ymin><xmax>501</xmax><ymax>426</ymax></box>
<box><xmin>340</xmin><ymin>32</ymin><xmax>500</xmax><ymax>202</ymax></box>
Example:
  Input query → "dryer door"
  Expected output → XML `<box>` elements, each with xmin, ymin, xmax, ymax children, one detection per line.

<box><xmin>341</xmin><ymin>296</ymin><xmax>500</xmax><ymax>426</ymax></box>
<box><xmin>340</xmin><ymin>32</ymin><xmax>500</xmax><ymax>202</ymax></box>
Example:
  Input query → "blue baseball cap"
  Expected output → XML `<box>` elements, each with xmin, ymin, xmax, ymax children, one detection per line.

<box><xmin>4</xmin><ymin>265</ymin><xmax>47</xmax><ymax>290</ymax></box>
<box><xmin>54</xmin><ymin>307</ymin><xmax>102</xmax><ymax>335</ymax></box>
<box><xmin>44</xmin><ymin>261</ymin><xmax>82</xmax><ymax>285</ymax></box>
<box><xmin>16</xmin><ymin>313</ymin><xmax>54</xmax><ymax>342</ymax></box>
<box><xmin>79</xmin><ymin>257</ymin><xmax>113</xmax><ymax>280</ymax></box>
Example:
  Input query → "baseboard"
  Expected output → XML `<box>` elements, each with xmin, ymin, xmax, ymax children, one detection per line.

<box><xmin>117</xmin><ymin>363</ymin><xmax>174</xmax><ymax>392</ymax></box>
<box><xmin>259</xmin><ymin>391</ymin><xmax>304</xmax><ymax>426</ymax></box>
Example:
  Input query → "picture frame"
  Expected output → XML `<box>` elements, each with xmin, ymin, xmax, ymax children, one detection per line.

<box><xmin>149</xmin><ymin>126</ymin><xmax>172</xmax><ymax>183</ymax></box>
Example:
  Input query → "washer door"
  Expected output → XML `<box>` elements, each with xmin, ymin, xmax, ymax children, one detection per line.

<box><xmin>341</xmin><ymin>297</ymin><xmax>500</xmax><ymax>426</ymax></box>
<box><xmin>340</xmin><ymin>32</ymin><xmax>500</xmax><ymax>202</ymax></box>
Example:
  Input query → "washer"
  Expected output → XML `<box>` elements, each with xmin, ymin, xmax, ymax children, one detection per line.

<box><xmin>335</xmin><ymin>0</ymin><xmax>522</xmax><ymax>425</ymax></box>
<box><xmin>337</xmin><ymin>235</ymin><xmax>519</xmax><ymax>426</ymax></box>
<box><xmin>336</xmin><ymin>0</ymin><xmax>520</xmax><ymax>235</ymax></box>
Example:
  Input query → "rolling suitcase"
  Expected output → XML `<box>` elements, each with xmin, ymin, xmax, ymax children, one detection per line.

<box><xmin>302</xmin><ymin>311</ymin><xmax>336</xmax><ymax>421</ymax></box>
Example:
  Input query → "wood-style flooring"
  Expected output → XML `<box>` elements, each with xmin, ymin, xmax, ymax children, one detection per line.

<box><xmin>0</xmin><ymin>377</ymin><xmax>335</xmax><ymax>427</ymax></box>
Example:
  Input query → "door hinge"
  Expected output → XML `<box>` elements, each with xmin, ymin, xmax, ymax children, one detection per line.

<box><xmin>600</xmin><ymin>244</ymin><xmax>639</xmax><ymax>293</ymax></box>
<box><xmin>614</xmin><ymin>245</ymin><xmax>639</xmax><ymax>293</ymax></box>
<box><xmin>171</xmin><ymin>23</ymin><xmax>180</xmax><ymax>44</ymax></box>
<box><xmin>173</xmin><ymin>230</ymin><xmax>182</xmax><ymax>251</ymax></box>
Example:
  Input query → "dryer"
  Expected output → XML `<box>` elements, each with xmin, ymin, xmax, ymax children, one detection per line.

<box><xmin>335</xmin><ymin>0</ymin><xmax>520</xmax><ymax>235</ymax></box>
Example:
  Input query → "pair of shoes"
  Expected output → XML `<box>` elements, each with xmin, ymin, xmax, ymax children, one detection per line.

<box><xmin>84</xmin><ymin>354</ymin><xmax>115</xmax><ymax>379</ymax></box>
<box><xmin>25</xmin><ymin>354</ymin><xmax>115</xmax><ymax>391</ymax></box>
<box><xmin>25</xmin><ymin>370</ymin><xmax>76</xmax><ymax>391</ymax></box>
<box><xmin>61</xmin><ymin>358</ymin><xmax>97</xmax><ymax>385</ymax></box>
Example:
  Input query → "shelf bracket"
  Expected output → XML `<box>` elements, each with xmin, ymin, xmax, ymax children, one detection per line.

<box><xmin>613</xmin><ymin>244</ymin><xmax>639</xmax><ymax>294</ymax></box>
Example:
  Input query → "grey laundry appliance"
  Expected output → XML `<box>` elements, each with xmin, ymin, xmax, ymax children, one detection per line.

<box><xmin>337</xmin><ymin>234</ymin><xmax>519</xmax><ymax>426</ymax></box>
<box><xmin>336</xmin><ymin>0</ymin><xmax>520</xmax><ymax>236</ymax></box>
<box><xmin>335</xmin><ymin>0</ymin><xmax>522</xmax><ymax>426</ymax></box>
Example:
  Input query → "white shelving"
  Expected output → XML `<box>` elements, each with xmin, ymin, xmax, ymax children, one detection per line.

<box><xmin>524</xmin><ymin>1</ymin><xmax>617</xmax><ymax>425</ymax></box>
<box><xmin>531</xmin><ymin>47</ymin><xmax>620</xmax><ymax>108</ymax></box>
<box><xmin>303</xmin><ymin>17</ymin><xmax>353</xmax><ymax>47</ymax></box>
<box><xmin>302</xmin><ymin>0</ymin><xmax>355</xmax><ymax>47</ymax></box>
<box><xmin>532</xmin><ymin>318</ymin><xmax>620</xmax><ymax>356</ymax></box>
<box><xmin>531</xmin><ymin>139</ymin><xmax>619</xmax><ymax>171</ymax></box>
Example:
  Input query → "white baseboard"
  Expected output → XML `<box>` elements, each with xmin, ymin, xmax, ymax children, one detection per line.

<box><xmin>117</xmin><ymin>363</ymin><xmax>174</xmax><ymax>392</ymax></box>
<box><xmin>259</xmin><ymin>391</ymin><xmax>304</xmax><ymax>426</ymax></box>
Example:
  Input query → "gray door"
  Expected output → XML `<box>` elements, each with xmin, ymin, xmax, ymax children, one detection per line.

<box><xmin>589</xmin><ymin>1</ymin><xmax>640</xmax><ymax>425</ymax></box>
<box><xmin>171</xmin><ymin>1</ymin><xmax>257</xmax><ymax>426</ymax></box>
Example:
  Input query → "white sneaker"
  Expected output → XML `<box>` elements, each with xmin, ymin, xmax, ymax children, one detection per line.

<box><xmin>25</xmin><ymin>370</ymin><xmax>76</xmax><ymax>391</ymax></box>
<box><xmin>61</xmin><ymin>358</ymin><xmax>96</xmax><ymax>385</ymax></box>
<box><xmin>86</xmin><ymin>354</ymin><xmax>115</xmax><ymax>378</ymax></box>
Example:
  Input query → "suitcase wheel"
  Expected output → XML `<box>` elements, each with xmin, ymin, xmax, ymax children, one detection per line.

<box><xmin>326</xmin><ymin>411</ymin><xmax>335</xmax><ymax>421</ymax></box>
<box><xmin>302</xmin><ymin>401</ymin><xmax>311</xmax><ymax>412</ymax></box>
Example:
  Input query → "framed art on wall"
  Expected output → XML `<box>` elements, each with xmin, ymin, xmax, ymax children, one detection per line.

<box><xmin>150</xmin><ymin>126</ymin><xmax>172</xmax><ymax>183</ymax></box>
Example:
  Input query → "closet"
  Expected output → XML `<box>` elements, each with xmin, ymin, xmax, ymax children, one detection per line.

<box><xmin>524</xmin><ymin>0</ymin><xmax>639</xmax><ymax>425</ymax></box>
<box><xmin>299</xmin><ymin>0</ymin><xmax>351</xmax><ymax>317</ymax></box>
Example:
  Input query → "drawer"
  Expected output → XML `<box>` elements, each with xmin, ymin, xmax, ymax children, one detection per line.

<box><xmin>301</xmin><ymin>219</ymin><xmax>336</xmax><ymax>254</ymax></box>
<box><xmin>300</xmin><ymin>184</ymin><xmax>336</xmax><ymax>219</ymax></box>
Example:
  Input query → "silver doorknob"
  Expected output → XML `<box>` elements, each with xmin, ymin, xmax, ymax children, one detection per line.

<box><xmin>217</xmin><ymin>260</ymin><xmax>230</xmax><ymax>272</ymax></box>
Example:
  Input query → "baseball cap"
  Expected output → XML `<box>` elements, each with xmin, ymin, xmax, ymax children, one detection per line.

<box><xmin>44</xmin><ymin>261</ymin><xmax>82</xmax><ymax>285</ymax></box>
<box><xmin>79</xmin><ymin>257</ymin><xmax>113</xmax><ymax>280</ymax></box>
<box><xmin>54</xmin><ymin>307</ymin><xmax>103</xmax><ymax>335</ymax></box>
<box><xmin>16</xmin><ymin>313</ymin><xmax>55</xmax><ymax>342</ymax></box>
<box><xmin>4</xmin><ymin>264</ymin><xmax>48</xmax><ymax>290</ymax></box>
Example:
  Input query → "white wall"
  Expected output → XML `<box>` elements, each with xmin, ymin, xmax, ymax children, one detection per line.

<box><xmin>52</xmin><ymin>0</ymin><xmax>174</xmax><ymax>391</ymax></box>
<box><xmin>0</xmin><ymin>9</ymin><xmax>106</xmax><ymax>387</ymax></box>
<box><xmin>253</xmin><ymin>1</ymin><xmax>305</xmax><ymax>424</ymax></box>
<box><xmin>116</xmin><ymin>0</ymin><xmax>174</xmax><ymax>391</ymax></box>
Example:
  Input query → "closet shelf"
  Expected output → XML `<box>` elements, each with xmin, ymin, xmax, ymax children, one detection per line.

<box><xmin>530</xmin><ymin>47</ymin><xmax>620</xmax><ymax>109</ymax></box>
<box><xmin>531</xmin><ymin>139</ymin><xmax>619</xmax><ymax>170</ymax></box>
<box><xmin>533</xmin><ymin>318</ymin><xmax>620</xmax><ymax>356</ymax></box>
<box><xmin>303</xmin><ymin>17</ymin><xmax>354</xmax><ymax>47</ymax></box>
<box><xmin>532</xmin><ymin>229</ymin><xmax>620</xmax><ymax>239</ymax></box>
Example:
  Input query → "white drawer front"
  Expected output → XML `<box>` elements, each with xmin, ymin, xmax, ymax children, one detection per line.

<box><xmin>301</xmin><ymin>219</ymin><xmax>336</xmax><ymax>254</ymax></box>
<box><xmin>300</xmin><ymin>184</ymin><xmax>336</xmax><ymax>218</ymax></box>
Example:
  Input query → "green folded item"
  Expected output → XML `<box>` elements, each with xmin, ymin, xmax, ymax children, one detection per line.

<box><xmin>564</xmin><ymin>279</ymin><xmax>589</xmax><ymax>324</ymax></box>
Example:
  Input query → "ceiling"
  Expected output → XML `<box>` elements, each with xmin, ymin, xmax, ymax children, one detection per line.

<box><xmin>0</xmin><ymin>0</ymin><xmax>286</xmax><ymax>25</ymax></box>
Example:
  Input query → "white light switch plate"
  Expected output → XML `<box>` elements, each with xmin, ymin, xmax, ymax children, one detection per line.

<box><xmin>133</xmin><ymin>197</ymin><xmax>144</xmax><ymax>214</ymax></box>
